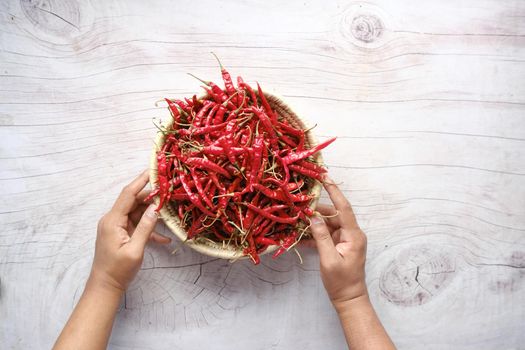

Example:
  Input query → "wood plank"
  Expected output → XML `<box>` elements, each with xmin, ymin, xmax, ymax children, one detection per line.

<box><xmin>1</xmin><ymin>0</ymin><xmax>524</xmax><ymax>349</ymax></box>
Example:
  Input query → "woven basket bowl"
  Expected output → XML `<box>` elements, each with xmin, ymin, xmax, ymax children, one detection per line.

<box><xmin>150</xmin><ymin>92</ymin><xmax>323</xmax><ymax>260</ymax></box>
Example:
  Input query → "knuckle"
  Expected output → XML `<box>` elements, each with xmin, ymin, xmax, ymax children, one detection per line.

<box><xmin>315</xmin><ymin>231</ymin><xmax>332</xmax><ymax>242</ymax></box>
<box><xmin>97</xmin><ymin>214</ymin><xmax>109</xmax><ymax>231</ymax></box>
<box><xmin>140</xmin><ymin>214</ymin><xmax>156</xmax><ymax>224</ymax></box>
<box><xmin>97</xmin><ymin>216</ymin><xmax>105</xmax><ymax>230</ymax></box>
<box><xmin>355</xmin><ymin>234</ymin><xmax>367</xmax><ymax>249</ymax></box>
<box><xmin>135</xmin><ymin>219</ymin><xmax>154</xmax><ymax>233</ymax></box>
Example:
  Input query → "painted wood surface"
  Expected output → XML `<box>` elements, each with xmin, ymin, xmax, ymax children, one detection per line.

<box><xmin>1</xmin><ymin>0</ymin><xmax>524</xmax><ymax>349</ymax></box>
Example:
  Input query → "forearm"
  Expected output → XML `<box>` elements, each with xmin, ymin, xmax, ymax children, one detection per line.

<box><xmin>53</xmin><ymin>276</ymin><xmax>123</xmax><ymax>350</ymax></box>
<box><xmin>335</xmin><ymin>295</ymin><xmax>396</xmax><ymax>350</ymax></box>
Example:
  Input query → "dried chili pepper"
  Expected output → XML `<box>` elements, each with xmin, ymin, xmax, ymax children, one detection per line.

<box><xmin>179</xmin><ymin>174</ymin><xmax>215</xmax><ymax>217</ymax></box>
<box><xmin>245</xmin><ymin>203</ymin><xmax>300</xmax><ymax>224</ymax></box>
<box><xmin>289</xmin><ymin>164</ymin><xmax>323</xmax><ymax>180</ymax></box>
<box><xmin>184</xmin><ymin>157</ymin><xmax>232</xmax><ymax>179</ymax></box>
<box><xmin>282</xmin><ymin>137</ymin><xmax>336</xmax><ymax>165</ymax></box>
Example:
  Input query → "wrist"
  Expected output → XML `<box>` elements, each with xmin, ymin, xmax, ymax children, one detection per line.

<box><xmin>85</xmin><ymin>270</ymin><xmax>125</xmax><ymax>299</ymax></box>
<box><xmin>332</xmin><ymin>292</ymin><xmax>371</xmax><ymax>316</ymax></box>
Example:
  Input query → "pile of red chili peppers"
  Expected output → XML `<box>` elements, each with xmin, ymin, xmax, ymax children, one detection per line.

<box><xmin>147</xmin><ymin>56</ymin><xmax>336</xmax><ymax>264</ymax></box>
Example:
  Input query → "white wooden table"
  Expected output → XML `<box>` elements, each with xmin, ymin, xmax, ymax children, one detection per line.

<box><xmin>1</xmin><ymin>1</ymin><xmax>524</xmax><ymax>349</ymax></box>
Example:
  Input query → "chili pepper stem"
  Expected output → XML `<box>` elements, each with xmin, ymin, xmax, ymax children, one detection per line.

<box><xmin>293</xmin><ymin>248</ymin><xmax>303</xmax><ymax>264</ymax></box>
<box><xmin>304</xmin><ymin>124</ymin><xmax>318</xmax><ymax>133</ymax></box>
<box><xmin>210</xmin><ymin>51</ymin><xmax>225</xmax><ymax>70</ymax></box>
<box><xmin>187</xmin><ymin>72</ymin><xmax>210</xmax><ymax>85</ymax></box>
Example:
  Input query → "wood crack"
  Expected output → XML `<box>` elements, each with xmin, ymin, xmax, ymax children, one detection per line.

<box><xmin>35</xmin><ymin>6</ymin><xmax>80</xmax><ymax>31</ymax></box>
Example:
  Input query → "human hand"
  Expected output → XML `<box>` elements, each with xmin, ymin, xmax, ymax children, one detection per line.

<box><xmin>308</xmin><ymin>177</ymin><xmax>368</xmax><ymax>310</ymax></box>
<box><xmin>88</xmin><ymin>170</ymin><xmax>171</xmax><ymax>295</ymax></box>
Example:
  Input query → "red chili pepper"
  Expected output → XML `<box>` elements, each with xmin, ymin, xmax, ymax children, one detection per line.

<box><xmin>279</xmin><ymin>134</ymin><xmax>298</xmax><ymax>148</ymax></box>
<box><xmin>192</xmin><ymin>100</ymin><xmax>213</xmax><ymax>127</ymax></box>
<box><xmin>261</xmin><ymin>177</ymin><xmax>302</xmax><ymax>191</ymax></box>
<box><xmin>296</xmin><ymin>159</ymin><xmax>327</xmax><ymax>173</ymax></box>
<box><xmin>272</xmin><ymin>232</ymin><xmax>297</xmax><ymax>258</ymax></box>
<box><xmin>213</xmin><ymin>104</ymin><xmax>227</xmax><ymax>124</ymax></box>
<box><xmin>287</xmin><ymin>179</ymin><xmax>304</xmax><ymax>191</ymax></box>
<box><xmin>199</xmin><ymin>145</ymin><xmax>224</xmax><ymax>156</ymax></box>
<box><xmin>245</xmin><ymin>203</ymin><xmax>299</xmax><ymax>224</ymax></box>
<box><xmin>272</xmin><ymin>151</ymin><xmax>290</xmax><ymax>186</ymax></box>
<box><xmin>144</xmin><ymin>187</ymin><xmax>160</xmax><ymax>202</ymax></box>
<box><xmin>256</xmin><ymin>83</ymin><xmax>277</xmax><ymax>124</ymax></box>
<box><xmin>238</xmin><ymin>76</ymin><xmax>258</xmax><ymax>107</ymax></box>
<box><xmin>219</xmin><ymin>178</ymin><xmax>241</xmax><ymax>210</ymax></box>
<box><xmin>177</xmin><ymin>204</ymin><xmax>185</xmax><ymax>220</ymax></box>
<box><xmin>244</xmin><ymin>232</ymin><xmax>260</xmax><ymax>265</ymax></box>
<box><xmin>209</xmin><ymin>172</ymin><xmax>226</xmax><ymax>193</ymax></box>
<box><xmin>178</xmin><ymin>121</ymin><xmax>227</xmax><ymax>137</ymax></box>
<box><xmin>255</xmin><ymin>236</ymin><xmax>279</xmax><ymax>246</ymax></box>
<box><xmin>212</xmin><ymin>53</ymin><xmax>238</xmax><ymax>105</ymax></box>
<box><xmin>205</xmin><ymin>103</ymin><xmax>219</xmax><ymax>126</ymax></box>
<box><xmin>220</xmin><ymin>119</ymin><xmax>238</xmax><ymax>165</ymax></box>
<box><xmin>165</xmin><ymin>98</ymin><xmax>181</xmax><ymax>122</ymax></box>
<box><xmin>224</xmin><ymin>163</ymin><xmax>240</xmax><ymax>177</ymax></box>
<box><xmin>202</xmin><ymin>86</ymin><xmax>222</xmax><ymax>104</ymax></box>
<box><xmin>264</xmin><ymin>204</ymin><xmax>289</xmax><ymax>213</ymax></box>
<box><xmin>180</xmin><ymin>174</ymin><xmax>215</xmax><ymax>217</ymax></box>
<box><xmin>170</xmin><ymin>192</ymin><xmax>190</xmax><ymax>201</ymax></box>
<box><xmin>303</xmin><ymin>207</ymin><xmax>315</xmax><ymax>217</ymax></box>
<box><xmin>257</xmin><ymin>220</ymin><xmax>277</xmax><ymax>237</ymax></box>
<box><xmin>187</xmin><ymin>213</ymin><xmax>205</xmax><ymax>239</ymax></box>
<box><xmin>155</xmin><ymin>152</ymin><xmax>170</xmax><ymax>212</ymax></box>
<box><xmin>244</xmin><ymin>193</ymin><xmax>260</xmax><ymax>229</ymax></box>
<box><xmin>247</xmin><ymin>134</ymin><xmax>264</xmax><ymax>191</ymax></box>
<box><xmin>190</xmin><ymin>168</ymin><xmax>214</xmax><ymax>209</ymax></box>
<box><xmin>282</xmin><ymin>137</ymin><xmax>336</xmax><ymax>165</ymax></box>
<box><xmin>289</xmin><ymin>164</ymin><xmax>322</xmax><ymax>180</ymax></box>
<box><xmin>248</xmin><ymin>106</ymin><xmax>278</xmax><ymax>148</ymax></box>
<box><xmin>252</xmin><ymin>183</ymin><xmax>311</xmax><ymax>203</ymax></box>
<box><xmin>188</xmin><ymin>73</ymin><xmax>236</xmax><ymax>110</ymax></box>
<box><xmin>296</xmin><ymin>130</ymin><xmax>306</xmax><ymax>151</ymax></box>
<box><xmin>276</xmin><ymin>120</ymin><xmax>303</xmax><ymax>137</ymax></box>
<box><xmin>171</xmin><ymin>99</ymin><xmax>192</xmax><ymax>116</ymax></box>
<box><xmin>185</xmin><ymin>157</ymin><xmax>232</xmax><ymax>179</ymax></box>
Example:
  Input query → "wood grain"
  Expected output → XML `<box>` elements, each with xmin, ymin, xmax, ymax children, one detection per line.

<box><xmin>1</xmin><ymin>0</ymin><xmax>524</xmax><ymax>349</ymax></box>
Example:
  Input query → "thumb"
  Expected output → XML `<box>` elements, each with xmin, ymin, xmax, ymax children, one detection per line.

<box><xmin>310</xmin><ymin>216</ymin><xmax>339</xmax><ymax>264</ymax></box>
<box><xmin>129</xmin><ymin>204</ymin><xmax>158</xmax><ymax>251</ymax></box>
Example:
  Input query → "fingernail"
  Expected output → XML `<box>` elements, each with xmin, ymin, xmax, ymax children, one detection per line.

<box><xmin>145</xmin><ymin>204</ymin><xmax>158</xmax><ymax>218</ymax></box>
<box><xmin>311</xmin><ymin>216</ymin><xmax>324</xmax><ymax>225</ymax></box>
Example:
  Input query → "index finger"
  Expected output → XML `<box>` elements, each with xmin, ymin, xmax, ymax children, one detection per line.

<box><xmin>111</xmin><ymin>169</ymin><xmax>151</xmax><ymax>215</ymax></box>
<box><xmin>323</xmin><ymin>176</ymin><xmax>359</xmax><ymax>230</ymax></box>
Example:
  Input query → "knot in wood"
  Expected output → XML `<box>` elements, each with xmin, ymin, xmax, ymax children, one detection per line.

<box><xmin>379</xmin><ymin>247</ymin><xmax>456</xmax><ymax>307</ymax></box>
<box><xmin>350</xmin><ymin>14</ymin><xmax>383</xmax><ymax>43</ymax></box>
<box><xmin>21</xmin><ymin>0</ymin><xmax>81</xmax><ymax>34</ymax></box>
